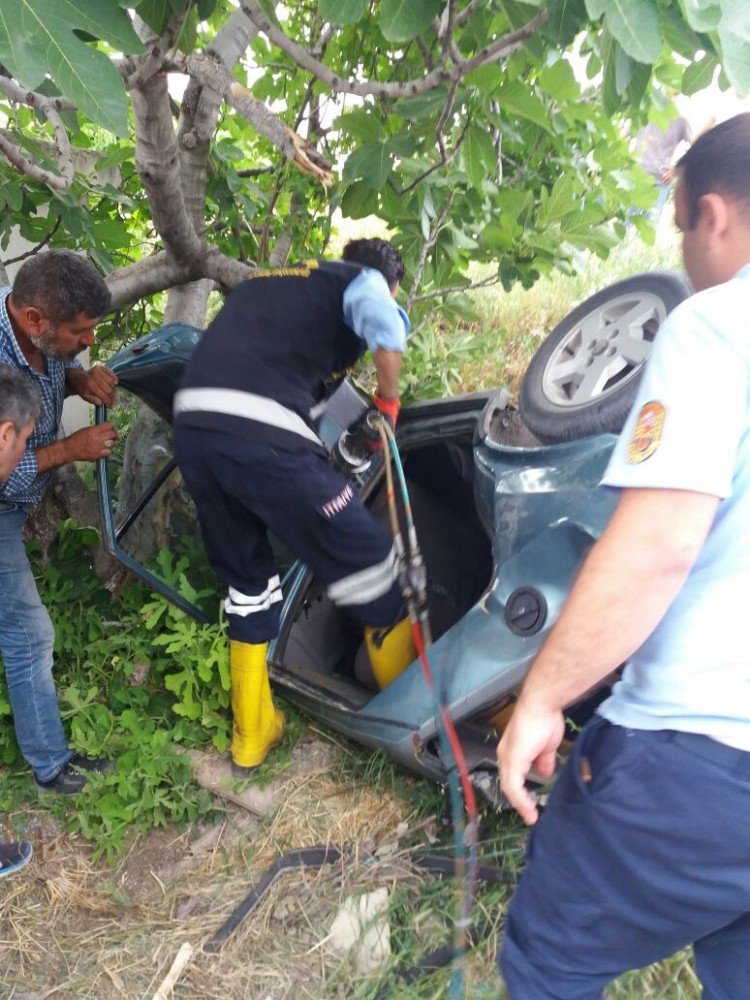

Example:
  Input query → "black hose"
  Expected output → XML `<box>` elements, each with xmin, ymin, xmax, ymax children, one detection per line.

<box><xmin>204</xmin><ymin>845</ymin><xmax>343</xmax><ymax>953</ymax></box>
<box><xmin>204</xmin><ymin>843</ymin><xmax>515</xmax><ymax>988</ymax></box>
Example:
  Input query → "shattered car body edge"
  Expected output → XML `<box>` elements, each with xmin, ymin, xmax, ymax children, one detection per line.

<box><xmin>98</xmin><ymin>323</ymin><xmax>619</xmax><ymax>789</ymax></box>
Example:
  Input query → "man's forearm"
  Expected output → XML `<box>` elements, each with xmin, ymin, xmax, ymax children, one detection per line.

<box><xmin>373</xmin><ymin>349</ymin><xmax>402</xmax><ymax>399</ymax></box>
<box><xmin>520</xmin><ymin>488</ymin><xmax>718</xmax><ymax>712</ymax></box>
<box><xmin>36</xmin><ymin>440</ymin><xmax>71</xmax><ymax>474</ymax></box>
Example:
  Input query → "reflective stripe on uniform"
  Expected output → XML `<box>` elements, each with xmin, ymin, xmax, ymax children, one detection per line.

<box><xmin>174</xmin><ymin>387</ymin><xmax>322</xmax><ymax>446</ymax></box>
<box><xmin>224</xmin><ymin>577</ymin><xmax>283</xmax><ymax>617</ymax></box>
<box><xmin>326</xmin><ymin>547</ymin><xmax>398</xmax><ymax>606</ymax></box>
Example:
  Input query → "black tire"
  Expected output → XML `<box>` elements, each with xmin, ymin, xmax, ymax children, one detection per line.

<box><xmin>519</xmin><ymin>271</ymin><xmax>692</xmax><ymax>443</ymax></box>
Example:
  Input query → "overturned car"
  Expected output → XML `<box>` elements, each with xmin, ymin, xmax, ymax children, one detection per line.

<box><xmin>97</xmin><ymin>271</ymin><xmax>691</xmax><ymax>802</ymax></box>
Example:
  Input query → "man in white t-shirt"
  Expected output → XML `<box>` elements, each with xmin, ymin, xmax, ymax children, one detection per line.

<box><xmin>497</xmin><ymin>114</ymin><xmax>750</xmax><ymax>997</ymax></box>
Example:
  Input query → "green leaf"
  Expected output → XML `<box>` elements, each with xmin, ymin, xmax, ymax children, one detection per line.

<box><xmin>614</xmin><ymin>45</ymin><xmax>634</xmax><ymax>94</ymax></box>
<box><xmin>94</xmin><ymin>218</ymin><xmax>130</xmax><ymax>249</ymax></box>
<box><xmin>545</xmin><ymin>0</ymin><xmax>588</xmax><ymax>47</ymax></box>
<box><xmin>604</xmin><ymin>0</ymin><xmax>663</xmax><ymax>65</ymax></box>
<box><xmin>585</xmin><ymin>0</ymin><xmax>607</xmax><ymax>17</ymax></box>
<box><xmin>343</xmin><ymin>140</ymin><xmax>392</xmax><ymax>189</ymax></box>
<box><xmin>600</xmin><ymin>33</ymin><xmax>621</xmax><ymax>114</ymax></box>
<box><xmin>319</xmin><ymin>0</ymin><xmax>368</xmax><ymax>24</ymax></box>
<box><xmin>677</xmin><ymin>0</ymin><xmax>721</xmax><ymax>32</ymax></box>
<box><xmin>538</xmin><ymin>59</ymin><xmax>580</xmax><ymax>101</ymax></box>
<box><xmin>379</xmin><ymin>0</ymin><xmax>442</xmax><ymax>42</ymax></box>
<box><xmin>497</xmin><ymin>188</ymin><xmax>533</xmax><ymax>222</ymax></box>
<box><xmin>336</xmin><ymin>109</ymin><xmax>384</xmax><ymax>142</ymax></box>
<box><xmin>463</xmin><ymin>64</ymin><xmax>503</xmax><ymax>92</ymax></box>
<box><xmin>136</xmin><ymin>0</ymin><xmax>174</xmax><ymax>33</ymax></box>
<box><xmin>480</xmin><ymin>222</ymin><xmax>518</xmax><ymax>252</ymax></box>
<box><xmin>3</xmin><ymin>183</ymin><xmax>23</xmax><ymax>212</ymax></box>
<box><xmin>395</xmin><ymin>87</ymin><xmax>450</xmax><ymax>120</ymax></box>
<box><xmin>537</xmin><ymin>175</ymin><xmax>580</xmax><ymax>226</ymax></box>
<box><xmin>717</xmin><ymin>0</ymin><xmax>750</xmax><ymax>94</ymax></box>
<box><xmin>340</xmin><ymin>179</ymin><xmax>378</xmax><ymax>219</ymax></box>
<box><xmin>462</xmin><ymin>125</ymin><xmax>496</xmax><ymax>190</ymax></box>
<box><xmin>661</xmin><ymin>4</ymin><xmax>707</xmax><ymax>57</ymax></box>
<box><xmin>627</xmin><ymin>59</ymin><xmax>652</xmax><ymax>106</ymax></box>
<box><xmin>0</xmin><ymin>0</ymin><xmax>143</xmax><ymax>136</ymax></box>
<box><xmin>175</xmin><ymin>6</ymin><xmax>199</xmax><ymax>53</ymax></box>
<box><xmin>497</xmin><ymin>81</ymin><xmax>552</xmax><ymax>132</ymax></box>
<box><xmin>95</xmin><ymin>145</ymin><xmax>136</xmax><ymax>170</ymax></box>
<box><xmin>682</xmin><ymin>54</ymin><xmax>717</xmax><ymax>94</ymax></box>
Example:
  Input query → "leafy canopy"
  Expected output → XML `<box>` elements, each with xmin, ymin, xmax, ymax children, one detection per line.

<box><xmin>0</xmin><ymin>0</ymin><xmax>747</xmax><ymax>327</ymax></box>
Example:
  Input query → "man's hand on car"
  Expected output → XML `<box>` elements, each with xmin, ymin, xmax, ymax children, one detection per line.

<box><xmin>497</xmin><ymin>698</ymin><xmax>566</xmax><ymax>825</ymax></box>
<box><xmin>63</xmin><ymin>423</ymin><xmax>120</xmax><ymax>462</ymax></box>
<box><xmin>69</xmin><ymin>366</ymin><xmax>118</xmax><ymax>407</ymax></box>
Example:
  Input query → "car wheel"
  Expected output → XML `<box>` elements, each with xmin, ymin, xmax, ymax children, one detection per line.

<box><xmin>519</xmin><ymin>271</ymin><xmax>692</xmax><ymax>443</ymax></box>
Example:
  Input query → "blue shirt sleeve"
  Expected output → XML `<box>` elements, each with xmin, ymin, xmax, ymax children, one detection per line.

<box><xmin>343</xmin><ymin>269</ymin><xmax>410</xmax><ymax>354</ymax></box>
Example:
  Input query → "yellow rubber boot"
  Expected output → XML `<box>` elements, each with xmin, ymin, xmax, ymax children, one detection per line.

<box><xmin>230</xmin><ymin>640</ymin><xmax>285</xmax><ymax>774</ymax></box>
<box><xmin>364</xmin><ymin>617</ymin><xmax>416</xmax><ymax>690</ymax></box>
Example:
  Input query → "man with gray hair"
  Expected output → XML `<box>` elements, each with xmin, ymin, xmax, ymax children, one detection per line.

<box><xmin>0</xmin><ymin>364</ymin><xmax>41</xmax><ymax>480</ymax></box>
<box><xmin>0</xmin><ymin>364</ymin><xmax>41</xmax><ymax>875</ymax></box>
<box><xmin>0</xmin><ymin>250</ymin><xmax>120</xmax><ymax>794</ymax></box>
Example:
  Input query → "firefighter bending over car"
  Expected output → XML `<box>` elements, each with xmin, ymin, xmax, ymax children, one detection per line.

<box><xmin>174</xmin><ymin>239</ymin><xmax>413</xmax><ymax>775</ymax></box>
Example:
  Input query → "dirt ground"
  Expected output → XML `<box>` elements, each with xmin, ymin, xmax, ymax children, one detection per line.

<box><xmin>0</xmin><ymin>733</ymin><xmax>509</xmax><ymax>999</ymax></box>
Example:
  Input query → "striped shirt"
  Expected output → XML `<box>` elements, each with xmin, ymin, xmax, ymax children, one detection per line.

<box><xmin>0</xmin><ymin>286</ymin><xmax>80</xmax><ymax>509</ymax></box>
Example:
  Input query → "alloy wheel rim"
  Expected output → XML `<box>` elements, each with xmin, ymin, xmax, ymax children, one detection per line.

<box><xmin>540</xmin><ymin>291</ymin><xmax>666</xmax><ymax>408</ymax></box>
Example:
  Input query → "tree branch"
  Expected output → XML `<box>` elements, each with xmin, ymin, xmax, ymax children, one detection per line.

<box><xmin>105</xmin><ymin>251</ymin><xmax>197</xmax><ymax>311</ymax></box>
<box><xmin>176</xmin><ymin>52</ymin><xmax>332</xmax><ymax>185</ymax></box>
<box><xmin>411</xmin><ymin>272</ymin><xmax>501</xmax><ymax>303</ymax></box>
<box><xmin>240</xmin><ymin>1</ymin><xmax>547</xmax><ymax>98</ymax></box>
<box><xmin>173</xmin><ymin>4</ymin><xmax>259</xmax><ymax>332</ymax></box>
<box><xmin>202</xmin><ymin>247</ymin><xmax>254</xmax><ymax>290</ymax></box>
<box><xmin>2</xmin><ymin>216</ymin><xmax>61</xmax><ymax>266</ymax></box>
<box><xmin>0</xmin><ymin>76</ymin><xmax>74</xmax><ymax>189</ymax></box>
<box><xmin>131</xmin><ymin>74</ymin><xmax>204</xmax><ymax>265</ymax></box>
<box><xmin>407</xmin><ymin>197</ymin><xmax>454</xmax><ymax>311</ymax></box>
<box><xmin>106</xmin><ymin>243</ymin><xmax>259</xmax><ymax>309</ymax></box>
<box><xmin>177</xmin><ymin>5</ymin><xmax>259</xmax><ymax>221</ymax></box>
<box><xmin>124</xmin><ymin>7</ymin><xmax>189</xmax><ymax>88</ymax></box>
<box><xmin>454</xmin><ymin>0</ymin><xmax>483</xmax><ymax>30</ymax></box>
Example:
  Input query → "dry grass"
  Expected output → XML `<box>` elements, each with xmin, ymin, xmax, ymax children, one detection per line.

<box><xmin>0</xmin><ymin>737</ymin><xmax>472</xmax><ymax>1000</ymax></box>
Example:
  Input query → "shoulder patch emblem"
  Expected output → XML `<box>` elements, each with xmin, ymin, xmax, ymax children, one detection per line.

<box><xmin>626</xmin><ymin>401</ymin><xmax>665</xmax><ymax>464</ymax></box>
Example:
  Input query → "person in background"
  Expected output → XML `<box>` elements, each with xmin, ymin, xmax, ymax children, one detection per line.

<box><xmin>634</xmin><ymin>111</ymin><xmax>693</xmax><ymax>219</ymax></box>
<box><xmin>0</xmin><ymin>252</ymin><xmax>119</xmax><ymax>794</ymax></box>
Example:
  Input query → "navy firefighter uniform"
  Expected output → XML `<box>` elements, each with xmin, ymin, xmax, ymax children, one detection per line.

<box><xmin>174</xmin><ymin>256</ymin><xmax>411</xmax><ymax>772</ymax></box>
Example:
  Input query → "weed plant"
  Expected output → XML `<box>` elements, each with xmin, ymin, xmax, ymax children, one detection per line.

<box><xmin>0</xmin><ymin>521</ymin><xmax>237</xmax><ymax>860</ymax></box>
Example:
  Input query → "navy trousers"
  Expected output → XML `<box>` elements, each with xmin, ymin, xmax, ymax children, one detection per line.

<box><xmin>174</xmin><ymin>426</ymin><xmax>403</xmax><ymax>642</ymax></box>
<box><xmin>501</xmin><ymin>715</ymin><xmax>750</xmax><ymax>999</ymax></box>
